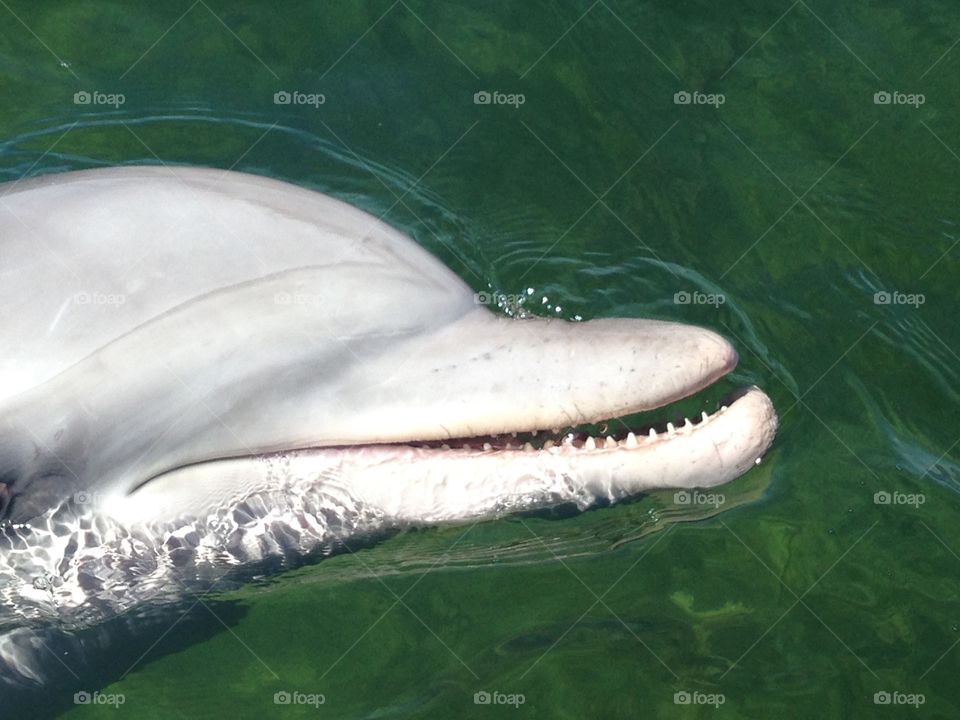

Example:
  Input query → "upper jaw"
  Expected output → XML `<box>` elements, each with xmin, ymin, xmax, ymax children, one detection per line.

<box><xmin>329</xmin><ymin>310</ymin><xmax>742</xmax><ymax>446</ymax></box>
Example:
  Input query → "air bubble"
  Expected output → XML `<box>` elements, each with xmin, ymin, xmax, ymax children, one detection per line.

<box><xmin>33</xmin><ymin>576</ymin><xmax>50</xmax><ymax>591</ymax></box>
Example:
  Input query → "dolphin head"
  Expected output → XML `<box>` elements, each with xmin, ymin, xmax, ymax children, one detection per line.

<box><xmin>107</xmin><ymin>310</ymin><xmax>776</xmax><ymax>527</ymax></box>
<box><xmin>0</xmin><ymin>167</ymin><xmax>776</xmax><ymax>643</ymax></box>
<box><xmin>0</xmin><ymin>167</ymin><xmax>777</xmax><ymax>524</ymax></box>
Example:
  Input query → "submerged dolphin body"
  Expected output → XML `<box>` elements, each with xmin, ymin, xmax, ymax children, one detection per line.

<box><xmin>0</xmin><ymin>167</ymin><xmax>777</xmax><ymax>685</ymax></box>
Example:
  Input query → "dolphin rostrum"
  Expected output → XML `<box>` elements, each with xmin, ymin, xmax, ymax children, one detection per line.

<box><xmin>0</xmin><ymin>166</ymin><xmax>777</xmax><ymax>684</ymax></box>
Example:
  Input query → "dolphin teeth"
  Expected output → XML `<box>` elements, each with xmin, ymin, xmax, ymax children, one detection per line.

<box><xmin>648</xmin><ymin>428</ymin><xmax>657</xmax><ymax>439</ymax></box>
<box><xmin>531</xmin><ymin>430</ymin><xmax>538</xmax><ymax>437</ymax></box>
<box><xmin>625</xmin><ymin>432</ymin><xmax>638</xmax><ymax>448</ymax></box>
<box><xmin>511</xmin><ymin>432</ymin><xmax>517</xmax><ymax>438</ymax></box>
<box><xmin>552</xmin><ymin>428</ymin><xmax>560</xmax><ymax>434</ymax></box>
<box><xmin>463</xmin><ymin>443</ymin><xmax>471</xmax><ymax>450</ymax></box>
<box><xmin>701</xmin><ymin>411</ymin><xmax>709</xmax><ymax>423</ymax></box>
<box><xmin>483</xmin><ymin>442</ymin><xmax>493</xmax><ymax>451</ymax></box>
<box><xmin>523</xmin><ymin>442</ymin><xmax>535</xmax><ymax>452</ymax></box>
<box><xmin>562</xmin><ymin>434</ymin><xmax>575</xmax><ymax>447</ymax></box>
<box><xmin>684</xmin><ymin>417</ymin><xmax>693</xmax><ymax>430</ymax></box>
<box><xmin>441</xmin><ymin>444</ymin><xmax>451</xmax><ymax>450</ymax></box>
<box><xmin>720</xmin><ymin>405</ymin><xmax>728</xmax><ymax>412</ymax></box>
<box><xmin>605</xmin><ymin>436</ymin><xmax>617</xmax><ymax>448</ymax></box>
<box><xmin>667</xmin><ymin>422</ymin><xmax>676</xmax><ymax>436</ymax></box>
<box><xmin>584</xmin><ymin>436</ymin><xmax>597</xmax><ymax>450</ymax></box>
<box><xmin>543</xmin><ymin>440</ymin><xmax>556</xmax><ymax>450</ymax></box>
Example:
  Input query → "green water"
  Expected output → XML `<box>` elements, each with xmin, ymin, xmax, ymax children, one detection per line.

<box><xmin>2</xmin><ymin>0</ymin><xmax>959</xmax><ymax>717</ymax></box>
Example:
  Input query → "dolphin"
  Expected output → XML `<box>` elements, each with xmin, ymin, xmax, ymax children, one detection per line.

<box><xmin>0</xmin><ymin>166</ymin><xmax>777</xmax><ymax>684</ymax></box>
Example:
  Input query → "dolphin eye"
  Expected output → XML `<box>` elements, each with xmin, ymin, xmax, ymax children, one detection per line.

<box><xmin>0</xmin><ymin>481</ymin><xmax>10</xmax><ymax>521</ymax></box>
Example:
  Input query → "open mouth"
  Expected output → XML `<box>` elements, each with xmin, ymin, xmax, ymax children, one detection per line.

<box><xmin>105</xmin><ymin>324</ymin><xmax>777</xmax><ymax>532</ymax></box>
<box><xmin>99</xmin><ymin>317</ymin><xmax>779</xmax><ymax>530</ymax></box>
<box><xmin>257</xmin><ymin>385</ymin><xmax>779</xmax><ymax>528</ymax></box>
<box><xmin>311</xmin><ymin>318</ymin><xmax>779</xmax><ymax>482</ymax></box>
<box><xmin>407</xmin><ymin>388</ymin><xmax>746</xmax><ymax>453</ymax></box>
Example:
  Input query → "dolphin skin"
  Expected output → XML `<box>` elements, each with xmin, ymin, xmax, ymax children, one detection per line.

<box><xmin>0</xmin><ymin>166</ymin><xmax>777</xmax><ymax>684</ymax></box>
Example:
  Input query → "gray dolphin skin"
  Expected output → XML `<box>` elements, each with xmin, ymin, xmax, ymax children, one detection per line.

<box><xmin>0</xmin><ymin>166</ymin><xmax>777</xmax><ymax>685</ymax></box>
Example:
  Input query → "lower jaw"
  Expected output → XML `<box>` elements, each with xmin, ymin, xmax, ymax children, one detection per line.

<box><xmin>2</xmin><ymin>388</ymin><xmax>777</xmax><ymax>632</ymax></box>
<box><xmin>112</xmin><ymin>387</ymin><xmax>776</xmax><ymax>528</ymax></box>
<box><xmin>304</xmin><ymin>385</ymin><xmax>778</xmax><ymax>522</ymax></box>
